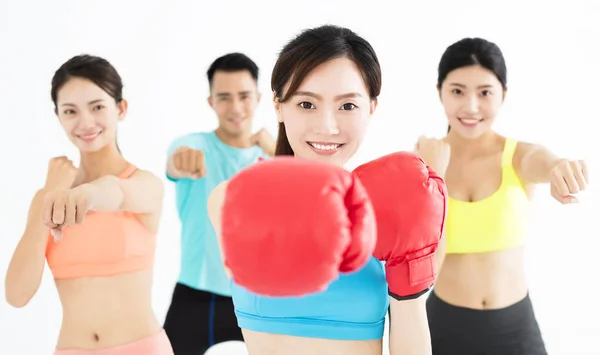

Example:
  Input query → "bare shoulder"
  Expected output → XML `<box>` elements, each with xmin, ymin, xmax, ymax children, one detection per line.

<box><xmin>512</xmin><ymin>139</ymin><xmax>538</xmax><ymax>169</ymax></box>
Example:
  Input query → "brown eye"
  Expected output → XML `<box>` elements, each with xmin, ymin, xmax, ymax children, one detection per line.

<box><xmin>299</xmin><ymin>102</ymin><xmax>314</xmax><ymax>109</ymax></box>
<box><xmin>341</xmin><ymin>103</ymin><xmax>356</xmax><ymax>111</ymax></box>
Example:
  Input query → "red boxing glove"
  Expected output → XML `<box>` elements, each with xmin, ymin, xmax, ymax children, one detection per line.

<box><xmin>353</xmin><ymin>152</ymin><xmax>448</xmax><ymax>300</ymax></box>
<box><xmin>221</xmin><ymin>157</ymin><xmax>377</xmax><ymax>297</ymax></box>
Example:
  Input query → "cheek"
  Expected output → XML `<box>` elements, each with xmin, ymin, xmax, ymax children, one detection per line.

<box><xmin>482</xmin><ymin>98</ymin><xmax>502</xmax><ymax>118</ymax></box>
<box><xmin>282</xmin><ymin>116</ymin><xmax>305</xmax><ymax>143</ymax></box>
<box><xmin>345</xmin><ymin>114</ymin><xmax>369</xmax><ymax>142</ymax></box>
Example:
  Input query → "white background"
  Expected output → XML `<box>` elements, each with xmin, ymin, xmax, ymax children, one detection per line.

<box><xmin>1</xmin><ymin>1</ymin><xmax>598</xmax><ymax>354</ymax></box>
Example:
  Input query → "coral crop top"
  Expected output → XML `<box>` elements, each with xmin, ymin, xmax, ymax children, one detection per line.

<box><xmin>45</xmin><ymin>164</ymin><xmax>157</xmax><ymax>279</ymax></box>
<box><xmin>445</xmin><ymin>138</ymin><xmax>531</xmax><ymax>254</ymax></box>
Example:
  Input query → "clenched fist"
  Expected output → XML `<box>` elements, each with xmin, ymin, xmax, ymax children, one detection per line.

<box><xmin>42</xmin><ymin>186</ymin><xmax>92</xmax><ymax>241</ymax></box>
<box><xmin>173</xmin><ymin>146</ymin><xmax>206</xmax><ymax>178</ymax></box>
<box><xmin>44</xmin><ymin>156</ymin><xmax>79</xmax><ymax>191</ymax></box>
<box><xmin>250</xmin><ymin>128</ymin><xmax>275</xmax><ymax>156</ymax></box>
<box><xmin>550</xmin><ymin>159</ymin><xmax>589</xmax><ymax>204</ymax></box>
<box><xmin>414</xmin><ymin>136</ymin><xmax>451</xmax><ymax>177</ymax></box>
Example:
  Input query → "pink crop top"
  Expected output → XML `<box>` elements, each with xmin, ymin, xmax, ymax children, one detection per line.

<box><xmin>45</xmin><ymin>164</ymin><xmax>157</xmax><ymax>279</ymax></box>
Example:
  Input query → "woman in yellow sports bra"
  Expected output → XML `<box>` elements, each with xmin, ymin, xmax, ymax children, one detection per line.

<box><xmin>5</xmin><ymin>55</ymin><xmax>173</xmax><ymax>355</ymax></box>
<box><xmin>415</xmin><ymin>38</ymin><xmax>590</xmax><ymax>355</ymax></box>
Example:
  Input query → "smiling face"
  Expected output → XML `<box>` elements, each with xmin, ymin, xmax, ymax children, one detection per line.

<box><xmin>208</xmin><ymin>70</ymin><xmax>260</xmax><ymax>138</ymax></box>
<box><xmin>275</xmin><ymin>57</ymin><xmax>376</xmax><ymax>167</ymax></box>
<box><xmin>439</xmin><ymin>65</ymin><xmax>506</xmax><ymax>139</ymax></box>
<box><xmin>55</xmin><ymin>77</ymin><xmax>126</xmax><ymax>152</ymax></box>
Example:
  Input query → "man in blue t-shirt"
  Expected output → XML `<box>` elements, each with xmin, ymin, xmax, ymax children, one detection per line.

<box><xmin>163</xmin><ymin>53</ymin><xmax>273</xmax><ymax>354</ymax></box>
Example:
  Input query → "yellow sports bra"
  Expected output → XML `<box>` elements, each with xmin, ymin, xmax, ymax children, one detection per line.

<box><xmin>445</xmin><ymin>138</ymin><xmax>530</xmax><ymax>254</ymax></box>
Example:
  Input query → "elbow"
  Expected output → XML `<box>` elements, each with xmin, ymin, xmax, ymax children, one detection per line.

<box><xmin>5</xmin><ymin>286</ymin><xmax>33</xmax><ymax>308</ymax></box>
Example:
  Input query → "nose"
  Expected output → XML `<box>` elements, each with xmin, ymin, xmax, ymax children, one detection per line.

<box><xmin>466</xmin><ymin>95</ymin><xmax>479</xmax><ymax>115</ymax></box>
<box><xmin>78</xmin><ymin>111</ymin><xmax>96</xmax><ymax>128</ymax></box>
<box><xmin>313</xmin><ymin>109</ymin><xmax>340</xmax><ymax>135</ymax></box>
<box><xmin>230</xmin><ymin>98</ymin><xmax>244</xmax><ymax>117</ymax></box>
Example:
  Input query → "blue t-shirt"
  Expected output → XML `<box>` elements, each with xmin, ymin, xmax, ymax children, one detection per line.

<box><xmin>167</xmin><ymin>131</ymin><xmax>269</xmax><ymax>296</ymax></box>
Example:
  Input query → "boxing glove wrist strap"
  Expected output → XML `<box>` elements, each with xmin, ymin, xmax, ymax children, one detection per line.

<box><xmin>386</xmin><ymin>251</ymin><xmax>437</xmax><ymax>300</ymax></box>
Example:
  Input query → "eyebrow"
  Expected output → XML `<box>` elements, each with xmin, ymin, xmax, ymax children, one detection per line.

<box><xmin>60</xmin><ymin>99</ymin><xmax>105</xmax><ymax>107</ymax></box>
<box><xmin>293</xmin><ymin>91</ymin><xmax>364</xmax><ymax>100</ymax></box>
<box><xmin>449</xmin><ymin>83</ymin><xmax>494</xmax><ymax>89</ymax></box>
<box><xmin>215</xmin><ymin>91</ymin><xmax>253</xmax><ymax>97</ymax></box>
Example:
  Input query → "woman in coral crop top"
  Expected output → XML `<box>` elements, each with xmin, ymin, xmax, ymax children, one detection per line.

<box><xmin>5</xmin><ymin>55</ymin><xmax>173</xmax><ymax>355</ymax></box>
<box><xmin>414</xmin><ymin>38</ymin><xmax>590</xmax><ymax>355</ymax></box>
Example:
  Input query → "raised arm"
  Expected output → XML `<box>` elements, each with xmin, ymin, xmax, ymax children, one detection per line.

<box><xmin>72</xmin><ymin>169</ymin><xmax>163</xmax><ymax>214</ymax></box>
<box><xmin>353</xmin><ymin>151</ymin><xmax>448</xmax><ymax>355</ymax></box>
<box><xmin>515</xmin><ymin>142</ymin><xmax>589</xmax><ymax>203</ymax></box>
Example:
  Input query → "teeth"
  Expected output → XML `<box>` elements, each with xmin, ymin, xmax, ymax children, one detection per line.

<box><xmin>460</xmin><ymin>118</ymin><xmax>481</xmax><ymax>124</ymax></box>
<box><xmin>308</xmin><ymin>142</ymin><xmax>340</xmax><ymax>151</ymax></box>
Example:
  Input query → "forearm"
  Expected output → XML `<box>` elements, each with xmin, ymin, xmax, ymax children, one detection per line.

<box><xmin>79</xmin><ymin>175</ymin><xmax>125</xmax><ymax>212</ymax></box>
<box><xmin>520</xmin><ymin>146</ymin><xmax>562</xmax><ymax>184</ymax></box>
<box><xmin>5</xmin><ymin>192</ymin><xmax>50</xmax><ymax>307</ymax></box>
<box><xmin>435</xmin><ymin>231</ymin><xmax>447</xmax><ymax>274</ymax></box>
<box><xmin>388</xmin><ymin>297</ymin><xmax>432</xmax><ymax>355</ymax></box>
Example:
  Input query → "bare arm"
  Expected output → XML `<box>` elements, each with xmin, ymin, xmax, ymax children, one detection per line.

<box><xmin>388</xmin><ymin>296</ymin><xmax>432</xmax><ymax>355</ymax></box>
<box><xmin>207</xmin><ymin>180</ymin><xmax>232</xmax><ymax>278</ymax></box>
<box><xmin>5</xmin><ymin>190</ymin><xmax>51</xmax><ymax>308</ymax></box>
<box><xmin>435</xmin><ymin>230</ymin><xmax>447</xmax><ymax>274</ymax></box>
<box><xmin>76</xmin><ymin>170</ymin><xmax>164</xmax><ymax>214</ymax></box>
<box><xmin>514</xmin><ymin>142</ymin><xmax>562</xmax><ymax>184</ymax></box>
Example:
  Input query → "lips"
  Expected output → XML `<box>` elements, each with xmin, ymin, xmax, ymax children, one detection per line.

<box><xmin>306</xmin><ymin>141</ymin><xmax>344</xmax><ymax>156</ymax></box>
<box><xmin>458</xmin><ymin>117</ymin><xmax>483</xmax><ymax>126</ymax></box>
<box><xmin>77</xmin><ymin>131</ymin><xmax>102</xmax><ymax>142</ymax></box>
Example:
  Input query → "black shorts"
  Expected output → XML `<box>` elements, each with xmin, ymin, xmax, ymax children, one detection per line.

<box><xmin>427</xmin><ymin>291</ymin><xmax>547</xmax><ymax>355</ymax></box>
<box><xmin>163</xmin><ymin>283</ymin><xmax>244</xmax><ymax>355</ymax></box>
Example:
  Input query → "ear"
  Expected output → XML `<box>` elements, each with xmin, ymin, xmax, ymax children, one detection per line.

<box><xmin>54</xmin><ymin>107</ymin><xmax>58</xmax><ymax>117</ymax></box>
<box><xmin>273</xmin><ymin>92</ymin><xmax>283</xmax><ymax>123</ymax></box>
<box><xmin>207</xmin><ymin>95</ymin><xmax>213</xmax><ymax>107</ymax></box>
<box><xmin>502</xmin><ymin>87</ymin><xmax>507</xmax><ymax>102</ymax></box>
<box><xmin>117</xmin><ymin>99</ymin><xmax>128</xmax><ymax>121</ymax></box>
<box><xmin>257</xmin><ymin>92</ymin><xmax>262</xmax><ymax>103</ymax></box>
<box><xmin>369</xmin><ymin>98</ymin><xmax>378</xmax><ymax>116</ymax></box>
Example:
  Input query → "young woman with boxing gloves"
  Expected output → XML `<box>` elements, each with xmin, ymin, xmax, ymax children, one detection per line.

<box><xmin>415</xmin><ymin>38</ymin><xmax>589</xmax><ymax>355</ymax></box>
<box><xmin>5</xmin><ymin>55</ymin><xmax>173</xmax><ymax>354</ymax></box>
<box><xmin>207</xmin><ymin>25</ymin><xmax>447</xmax><ymax>355</ymax></box>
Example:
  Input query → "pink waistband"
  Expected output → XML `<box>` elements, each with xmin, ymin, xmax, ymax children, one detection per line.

<box><xmin>54</xmin><ymin>330</ymin><xmax>173</xmax><ymax>355</ymax></box>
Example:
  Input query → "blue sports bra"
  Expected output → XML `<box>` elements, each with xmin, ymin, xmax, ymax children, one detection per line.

<box><xmin>230</xmin><ymin>256</ymin><xmax>389</xmax><ymax>340</ymax></box>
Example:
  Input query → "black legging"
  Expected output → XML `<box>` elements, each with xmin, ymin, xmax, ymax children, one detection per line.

<box><xmin>163</xmin><ymin>283</ymin><xmax>244</xmax><ymax>355</ymax></box>
<box><xmin>427</xmin><ymin>291</ymin><xmax>547</xmax><ymax>355</ymax></box>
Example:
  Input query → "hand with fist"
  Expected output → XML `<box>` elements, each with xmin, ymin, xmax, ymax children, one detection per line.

<box><xmin>550</xmin><ymin>159</ymin><xmax>589</xmax><ymax>204</ymax></box>
<box><xmin>220</xmin><ymin>157</ymin><xmax>377</xmax><ymax>296</ymax></box>
<box><xmin>41</xmin><ymin>157</ymin><xmax>86</xmax><ymax>242</ymax></box>
<box><xmin>44</xmin><ymin>156</ymin><xmax>79</xmax><ymax>191</ymax></box>
<box><xmin>172</xmin><ymin>146</ymin><xmax>207</xmax><ymax>179</ymax></box>
<box><xmin>414</xmin><ymin>135</ymin><xmax>451</xmax><ymax>177</ymax></box>
<box><xmin>353</xmin><ymin>152</ymin><xmax>448</xmax><ymax>300</ymax></box>
<box><xmin>250</xmin><ymin>128</ymin><xmax>275</xmax><ymax>156</ymax></box>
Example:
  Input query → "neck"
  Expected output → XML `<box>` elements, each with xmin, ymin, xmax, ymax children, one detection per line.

<box><xmin>445</xmin><ymin>129</ymin><xmax>500</xmax><ymax>158</ymax></box>
<box><xmin>214</xmin><ymin>127</ymin><xmax>252</xmax><ymax>149</ymax></box>
<box><xmin>79</xmin><ymin>144</ymin><xmax>129</xmax><ymax>182</ymax></box>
